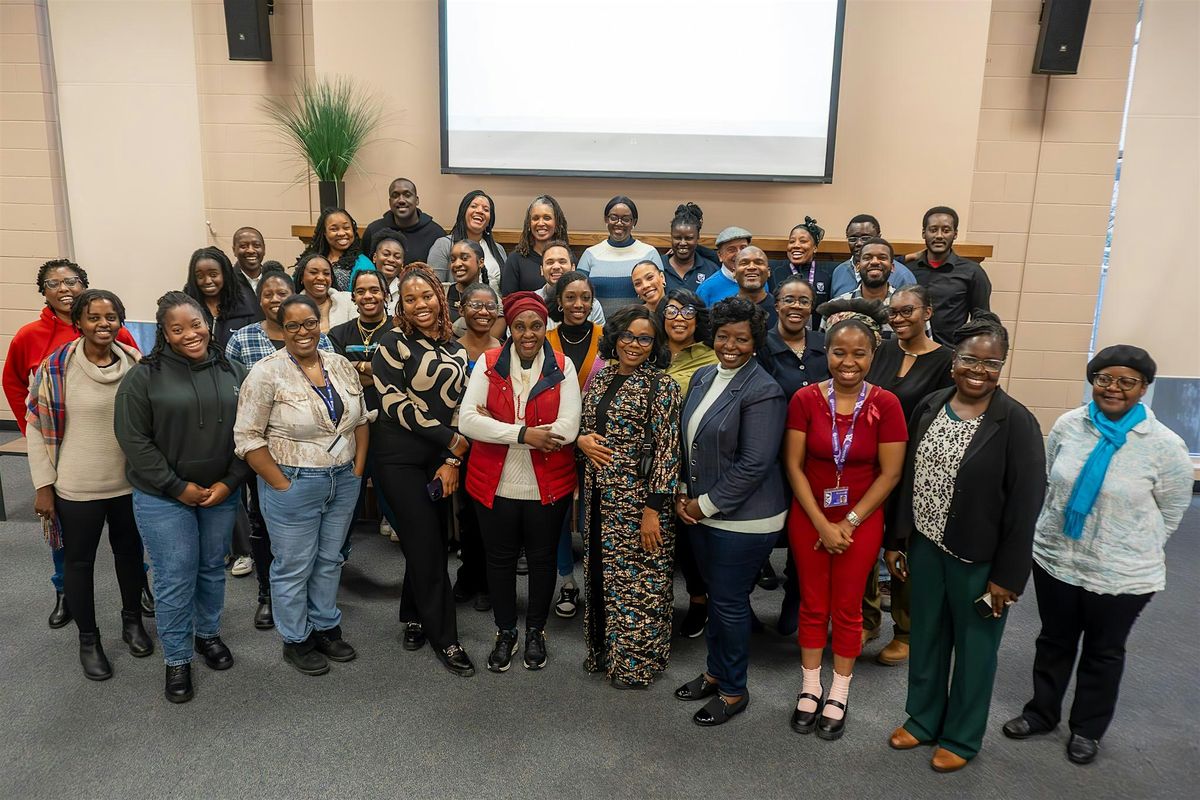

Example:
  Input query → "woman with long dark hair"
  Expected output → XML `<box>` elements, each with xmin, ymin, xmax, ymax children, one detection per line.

<box><xmin>294</xmin><ymin>253</ymin><xmax>355</xmax><ymax>333</ymax></box>
<box><xmin>183</xmin><ymin>246</ymin><xmax>261</xmax><ymax>351</ymax></box>
<box><xmin>428</xmin><ymin>189</ymin><xmax>506</xmax><ymax>291</ymax></box>
<box><xmin>501</xmin><ymin>195</ymin><xmax>570</xmax><ymax>295</ymax></box>
<box><xmin>301</xmin><ymin>206</ymin><xmax>365</xmax><ymax>291</ymax></box>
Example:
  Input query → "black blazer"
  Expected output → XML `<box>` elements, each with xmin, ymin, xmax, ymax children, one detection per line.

<box><xmin>680</xmin><ymin>361</ymin><xmax>788</xmax><ymax>523</ymax></box>
<box><xmin>886</xmin><ymin>386</ymin><xmax>1046</xmax><ymax>592</ymax></box>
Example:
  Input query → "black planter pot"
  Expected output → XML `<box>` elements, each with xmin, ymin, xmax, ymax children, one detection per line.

<box><xmin>318</xmin><ymin>180</ymin><xmax>345</xmax><ymax>211</ymax></box>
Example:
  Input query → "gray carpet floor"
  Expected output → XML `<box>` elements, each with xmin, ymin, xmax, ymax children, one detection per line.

<box><xmin>0</xmin><ymin>443</ymin><xmax>1195</xmax><ymax>799</ymax></box>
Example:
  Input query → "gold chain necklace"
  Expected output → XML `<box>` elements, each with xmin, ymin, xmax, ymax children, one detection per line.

<box><xmin>357</xmin><ymin>316</ymin><xmax>387</xmax><ymax>345</ymax></box>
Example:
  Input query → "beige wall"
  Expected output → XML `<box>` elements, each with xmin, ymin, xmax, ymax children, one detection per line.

<box><xmin>1096</xmin><ymin>0</ymin><xmax>1200</xmax><ymax>377</ymax></box>
<box><xmin>965</xmin><ymin>0</ymin><xmax>1139</xmax><ymax>432</ymax></box>
<box><xmin>0</xmin><ymin>0</ymin><xmax>71</xmax><ymax>415</ymax></box>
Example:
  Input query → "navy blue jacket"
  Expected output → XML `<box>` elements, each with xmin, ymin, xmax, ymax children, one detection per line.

<box><xmin>679</xmin><ymin>361</ymin><xmax>788</xmax><ymax>523</ymax></box>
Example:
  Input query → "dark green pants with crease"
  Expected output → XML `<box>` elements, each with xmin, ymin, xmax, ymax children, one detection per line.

<box><xmin>902</xmin><ymin>532</ymin><xmax>1008</xmax><ymax>760</ymax></box>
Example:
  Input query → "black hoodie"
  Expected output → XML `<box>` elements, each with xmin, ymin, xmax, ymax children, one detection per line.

<box><xmin>114</xmin><ymin>347</ymin><xmax>250</xmax><ymax>498</ymax></box>
<box><xmin>362</xmin><ymin>210</ymin><xmax>445</xmax><ymax>265</ymax></box>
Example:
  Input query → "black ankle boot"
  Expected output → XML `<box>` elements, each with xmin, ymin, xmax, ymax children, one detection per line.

<box><xmin>49</xmin><ymin>591</ymin><xmax>72</xmax><ymax>629</ymax></box>
<box><xmin>79</xmin><ymin>630</ymin><xmax>113</xmax><ymax>681</ymax></box>
<box><xmin>121</xmin><ymin>610</ymin><xmax>154</xmax><ymax>657</ymax></box>
<box><xmin>165</xmin><ymin>663</ymin><xmax>193</xmax><ymax>703</ymax></box>
<box><xmin>140</xmin><ymin>584</ymin><xmax>155</xmax><ymax>617</ymax></box>
<box><xmin>253</xmin><ymin>597</ymin><xmax>274</xmax><ymax>630</ymax></box>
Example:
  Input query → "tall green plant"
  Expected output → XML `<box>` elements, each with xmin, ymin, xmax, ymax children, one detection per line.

<box><xmin>263</xmin><ymin>76</ymin><xmax>382</xmax><ymax>183</ymax></box>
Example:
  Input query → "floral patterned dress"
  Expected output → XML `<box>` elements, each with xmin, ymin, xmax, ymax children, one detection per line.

<box><xmin>579</xmin><ymin>363</ymin><xmax>682</xmax><ymax>685</ymax></box>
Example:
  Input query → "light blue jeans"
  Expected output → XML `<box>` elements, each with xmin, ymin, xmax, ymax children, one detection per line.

<box><xmin>133</xmin><ymin>489</ymin><xmax>239</xmax><ymax>666</ymax></box>
<box><xmin>258</xmin><ymin>462</ymin><xmax>358</xmax><ymax>644</ymax></box>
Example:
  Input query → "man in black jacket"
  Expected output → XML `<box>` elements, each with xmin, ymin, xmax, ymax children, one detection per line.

<box><xmin>361</xmin><ymin>178</ymin><xmax>444</xmax><ymax>264</ymax></box>
<box><xmin>909</xmin><ymin>206</ymin><xmax>992</xmax><ymax>346</ymax></box>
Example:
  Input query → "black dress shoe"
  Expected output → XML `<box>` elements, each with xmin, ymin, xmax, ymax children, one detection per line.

<box><xmin>78</xmin><ymin>631</ymin><xmax>113</xmax><ymax>681</ymax></box>
<box><xmin>816</xmin><ymin>699</ymin><xmax>848</xmax><ymax>741</ymax></box>
<box><xmin>791</xmin><ymin>693</ymin><xmax>822</xmax><ymax>734</ymax></box>
<box><xmin>314</xmin><ymin>626</ymin><xmax>357</xmax><ymax>662</ymax></box>
<box><xmin>694</xmin><ymin>693</ymin><xmax>749</xmax><ymax>727</ymax></box>
<box><xmin>680</xmin><ymin>601</ymin><xmax>708</xmax><ymax>639</ymax></box>
<box><xmin>283</xmin><ymin>640</ymin><xmax>329</xmax><ymax>676</ymax></box>
<box><xmin>165</xmin><ymin>663</ymin><xmax>193</xmax><ymax>703</ymax></box>
<box><xmin>49</xmin><ymin>591</ymin><xmax>72</xmax><ymax>629</ymax></box>
<box><xmin>1002</xmin><ymin>714</ymin><xmax>1054</xmax><ymax>740</ymax></box>
<box><xmin>140</xmin><ymin>585</ymin><xmax>155</xmax><ymax>617</ymax></box>
<box><xmin>611</xmin><ymin>677</ymin><xmax>649</xmax><ymax>690</ymax></box>
<box><xmin>121</xmin><ymin>610</ymin><xmax>154</xmax><ymax>657</ymax></box>
<box><xmin>1067</xmin><ymin>734</ymin><xmax>1099</xmax><ymax>765</ymax></box>
<box><xmin>757</xmin><ymin>562</ymin><xmax>780</xmax><ymax>591</ymax></box>
<box><xmin>675</xmin><ymin>673</ymin><xmax>720</xmax><ymax>701</ymax></box>
<box><xmin>436</xmin><ymin>643</ymin><xmax>475</xmax><ymax>677</ymax></box>
<box><xmin>193</xmin><ymin>635</ymin><xmax>233</xmax><ymax>670</ymax></box>
<box><xmin>253</xmin><ymin>598</ymin><xmax>274</xmax><ymax>630</ymax></box>
<box><xmin>402</xmin><ymin>622</ymin><xmax>426</xmax><ymax>651</ymax></box>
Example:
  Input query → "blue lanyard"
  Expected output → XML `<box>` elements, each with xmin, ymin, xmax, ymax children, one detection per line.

<box><xmin>827</xmin><ymin>381</ymin><xmax>868</xmax><ymax>485</ymax></box>
<box><xmin>290</xmin><ymin>355</ymin><xmax>339</xmax><ymax>424</ymax></box>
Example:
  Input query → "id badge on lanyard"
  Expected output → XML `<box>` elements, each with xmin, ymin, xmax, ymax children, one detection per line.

<box><xmin>823</xmin><ymin>382</ymin><xmax>868</xmax><ymax>509</ymax></box>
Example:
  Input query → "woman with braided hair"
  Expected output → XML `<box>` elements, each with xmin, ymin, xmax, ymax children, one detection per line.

<box><xmin>771</xmin><ymin>217</ymin><xmax>837</xmax><ymax>328</ymax></box>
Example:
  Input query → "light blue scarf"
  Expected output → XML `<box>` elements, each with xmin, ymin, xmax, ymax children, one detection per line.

<box><xmin>1062</xmin><ymin>400</ymin><xmax>1146</xmax><ymax>539</ymax></box>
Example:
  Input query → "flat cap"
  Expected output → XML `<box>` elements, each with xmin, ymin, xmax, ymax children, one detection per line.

<box><xmin>714</xmin><ymin>226</ymin><xmax>752</xmax><ymax>247</ymax></box>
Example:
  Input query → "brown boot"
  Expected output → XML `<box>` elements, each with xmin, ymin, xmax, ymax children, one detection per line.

<box><xmin>876</xmin><ymin>638</ymin><xmax>909</xmax><ymax>666</ymax></box>
<box><xmin>889</xmin><ymin>726</ymin><xmax>925</xmax><ymax>750</ymax></box>
<box><xmin>931</xmin><ymin>747</ymin><xmax>968</xmax><ymax>773</ymax></box>
<box><xmin>861</xmin><ymin>626</ymin><xmax>880</xmax><ymax>648</ymax></box>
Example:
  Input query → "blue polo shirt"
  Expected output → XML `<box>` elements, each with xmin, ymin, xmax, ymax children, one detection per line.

<box><xmin>830</xmin><ymin>258</ymin><xmax>917</xmax><ymax>298</ymax></box>
<box><xmin>662</xmin><ymin>253</ymin><xmax>719</xmax><ymax>295</ymax></box>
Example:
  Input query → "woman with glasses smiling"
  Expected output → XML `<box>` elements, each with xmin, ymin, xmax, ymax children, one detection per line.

<box><xmin>1001</xmin><ymin>345</ymin><xmax>1191</xmax><ymax>766</ymax></box>
<box><xmin>578</xmin><ymin>195</ymin><xmax>663</xmax><ymax>318</ymax></box>
<box><xmin>861</xmin><ymin>284</ymin><xmax>954</xmax><ymax>665</ymax></box>
<box><xmin>884</xmin><ymin>311</ymin><xmax>1046</xmax><ymax>772</ymax></box>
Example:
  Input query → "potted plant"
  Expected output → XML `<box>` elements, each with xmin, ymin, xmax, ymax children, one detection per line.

<box><xmin>263</xmin><ymin>76</ymin><xmax>382</xmax><ymax>212</ymax></box>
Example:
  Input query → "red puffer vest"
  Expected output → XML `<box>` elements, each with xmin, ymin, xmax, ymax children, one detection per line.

<box><xmin>465</xmin><ymin>343</ymin><xmax>577</xmax><ymax>509</ymax></box>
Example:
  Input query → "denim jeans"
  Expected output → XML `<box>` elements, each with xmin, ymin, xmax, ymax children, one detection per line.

<box><xmin>50</xmin><ymin>545</ymin><xmax>64</xmax><ymax>591</ymax></box>
<box><xmin>133</xmin><ymin>489</ymin><xmax>239</xmax><ymax>666</ymax></box>
<box><xmin>258</xmin><ymin>463</ymin><xmax>358</xmax><ymax>644</ymax></box>
<box><xmin>691</xmin><ymin>526</ymin><xmax>778</xmax><ymax>697</ymax></box>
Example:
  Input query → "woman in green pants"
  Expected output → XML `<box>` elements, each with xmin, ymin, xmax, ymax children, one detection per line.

<box><xmin>883</xmin><ymin>311</ymin><xmax>1046</xmax><ymax>772</ymax></box>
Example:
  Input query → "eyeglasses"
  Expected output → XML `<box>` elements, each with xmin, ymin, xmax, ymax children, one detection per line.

<box><xmin>887</xmin><ymin>304</ymin><xmax>925</xmax><ymax>320</ymax></box>
<box><xmin>617</xmin><ymin>331</ymin><xmax>655</xmax><ymax>347</ymax></box>
<box><xmin>465</xmin><ymin>300</ymin><xmax>498</xmax><ymax>312</ymax></box>
<box><xmin>606</xmin><ymin>214</ymin><xmax>634</xmax><ymax>225</ymax></box>
<box><xmin>846</xmin><ymin>234</ymin><xmax>875</xmax><ymax>244</ymax></box>
<box><xmin>955</xmin><ymin>354</ymin><xmax>1005</xmax><ymax>374</ymax></box>
<box><xmin>778</xmin><ymin>296</ymin><xmax>813</xmax><ymax>308</ymax></box>
<box><xmin>664</xmin><ymin>305</ymin><xmax>697</xmax><ymax>320</ymax></box>
<box><xmin>1093</xmin><ymin>373</ymin><xmax>1145</xmax><ymax>391</ymax></box>
<box><xmin>44</xmin><ymin>277</ymin><xmax>83</xmax><ymax>290</ymax></box>
<box><xmin>283</xmin><ymin>319</ymin><xmax>321</xmax><ymax>333</ymax></box>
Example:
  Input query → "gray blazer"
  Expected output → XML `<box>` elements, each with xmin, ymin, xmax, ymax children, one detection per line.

<box><xmin>680</xmin><ymin>361</ymin><xmax>789</xmax><ymax>524</ymax></box>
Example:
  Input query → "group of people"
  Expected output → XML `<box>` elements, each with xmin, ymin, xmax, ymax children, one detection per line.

<box><xmin>5</xmin><ymin>182</ymin><xmax>1192</xmax><ymax>773</ymax></box>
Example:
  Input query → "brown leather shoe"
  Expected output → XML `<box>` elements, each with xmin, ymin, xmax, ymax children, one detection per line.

<box><xmin>861</xmin><ymin>626</ymin><xmax>881</xmax><ymax>647</ymax></box>
<box><xmin>931</xmin><ymin>747</ymin><xmax>968</xmax><ymax>773</ymax></box>
<box><xmin>889</xmin><ymin>726</ymin><xmax>924</xmax><ymax>750</ymax></box>
<box><xmin>876</xmin><ymin>638</ymin><xmax>909</xmax><ymax>666</ymax></box>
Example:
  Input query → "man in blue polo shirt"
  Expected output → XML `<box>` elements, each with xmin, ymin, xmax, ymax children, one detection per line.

<box><xmin>829</xmin><ymin>213</ymin><xmax>916</xmax><ymax>297</ymax></box>
<box><xmin>696</xmin><ymin>226</ymin><xmax>751</xmax><ymax>307</ymax></box>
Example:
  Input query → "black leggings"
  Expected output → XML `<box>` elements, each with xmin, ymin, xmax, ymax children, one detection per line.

<box><xmin>474</xmin><ymin>496</ymin><xmax>570</xmax><ymax>632</ymax></box>
<box><xmin>245</xmin><ymin>481</ymin><xmax>273</xmax><ymax>603</ymax></box>
<box><xmin>675</xmin><ymin>522</ymin><xmax>708</xmax><ymax>598</ymax></box>
<box><xmin>56</xmin><ymin>494</ymin><xmax>144</xmax><ymax>633</ymax></box>
<box><xmin>374</xmin><ymin>461</ymin><xmax>458</xmax><ymax>650</ymax></box>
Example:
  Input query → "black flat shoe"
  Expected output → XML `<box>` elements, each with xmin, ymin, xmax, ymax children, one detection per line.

<box><xmin>194</xmin><ymin>635</ymin><xmax>233</xmax><ymax>670</ymax></box>
<box><xmin>165</xmin><ymin>663</ymin><xmax>193</xmax><ymax>703</ymax></box>
<box><xmin>612</xmin><ymin>677</ymin><xmax>649</xmax><ymax>690</ymax></box>
<box><xmin>757</xmin><ymin>562</ymin><xmax>780</xmax><ymax>591</ymax></box>
<box><xmin>680</xmin><ymin>601</ymin><xmax>708</xmax><ymax>639</ymax></box>
<box><xmin>314</xmin><ymin>626</ymin><xmax>356</xmax><ymax>662</ymax></box>
<box><xmin>1002</xmin><ymin>714</ymin><xmax>1054</xmax><ymax>740</ymax></box>
<box><xmin>675</xmin><ymin>673</ymin><xmax>720</xmax><ymax>701</ymax></box>
<box><xmin>816</xmin><ymin>699</ymin><xmax>848</xmax><ymax>741</ymax></box>
<box><xmin>283</xmin><ymin>640</ymin><xmax>329</xmax><ymax>676</ymax></box>
<box><xmin>121</xmin><ymin>610</ymin><xmax>154</xmax><ymax>657</ymax></box>
<box><xmin>693</xmin><ymin>694</ymin><xmax>749</xmax><ymax>727</ymax></box>
<box><xmin>791</xmin><ymin>693</ymin><xmax>822</xmax><ymax>734</ymax></box>
<box><xmin>253</xmin><ymin>598</ymin><xmax>274</xmax><ymax>631</ymax></box>
<box><xmin>49</xmin><ymin>591</ymin><xmax>72</xmax><ymax>629</ymax></box>
<box><xmin>140</xmin><ymin>585</ymin><xmax>155</xmax><ymax>618</ymax></box>
<box><xmin>78</xmin><ymin>631</ymin><xmax>113</xmax><ymax>681</ymax></box>
<box><xmin>1067</xmin><ymin>734</ymin><xmax>1099</xmax><ymax>765</ymax></box>
<box><xmin>402</xmin><ymin>622</ymin><xmax>426</xmax><ymax>651</ymax></box>
<box><xmin>437</xmin><ymin>643</ymin><xmax>475</xmax><ymax>677</ymax></box>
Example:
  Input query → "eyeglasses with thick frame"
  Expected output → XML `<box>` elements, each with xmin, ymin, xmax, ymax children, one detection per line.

<box><xmin>464</xmin><ymin>300</ymin><xmax>498</xmax><ymax>313</ymax></box>
<box><xmin>1093</xmin><ymin>373</ymin><xmax>1146</xmax><ymax>391</ymax></box>
<box><xmin>617</xmin><ymin>331</ymin><xmax>655</xmax><ymax>347</ymax></box>
<box><xmin>283</xmin><ymin>318</ymin><xmax>321</xmax><ymax>333</ymax></box>
<box><xmin>606</xmin><ymin>214</ymin><xmax>634</xmax><ymax>225</ymax></box>
<box><xmin>663</xmin><ymin>305</ymin><xmax>697</xmax><ymax>320</ymax></box>
<box><xmin>887</xmin><ymin>304</ymin><xmax>925</xmax><ymax>320</ymax></box>
<box><xmin>955</xmin><ymin>353</ymin><xmax>1005</xmax><ymax>374</ymax></box>
<box><xmin>43</xmin><ymin>277</ymin><xmax>83</xmax><ymax>290</ymax></box>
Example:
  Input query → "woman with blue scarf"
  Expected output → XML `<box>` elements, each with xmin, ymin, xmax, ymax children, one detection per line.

<box><xmin>1002</xmin><ymin>345</ymin><xmax>1193</xmax><ymax>766</ymax></box>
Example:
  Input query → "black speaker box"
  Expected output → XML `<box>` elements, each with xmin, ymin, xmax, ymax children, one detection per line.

<box><xmin>1033</xmin><ymin>0</ymin><xmax>1092</xmax><ymax>74</ymax></box>
<box><xmin>224</xmin><ymin>0</ymin><xmax>272</xmax><ymax>62</ymax></box>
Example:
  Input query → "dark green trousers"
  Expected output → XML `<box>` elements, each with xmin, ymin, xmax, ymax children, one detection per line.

<box><xmin>902</xmin><ymin>532</ymin><xmax>1008</xmax><ymax>760</ymax></box>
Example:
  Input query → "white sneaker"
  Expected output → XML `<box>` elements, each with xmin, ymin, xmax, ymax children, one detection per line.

<box><xmin>380</xmin><ymin>518</ymin><xmax>395</xmax><ymax>537</ymax></box>
<box><xmin>231</xmin><ymin>555</ymin><xmax>253</xmax><ymax>577</ymax></box>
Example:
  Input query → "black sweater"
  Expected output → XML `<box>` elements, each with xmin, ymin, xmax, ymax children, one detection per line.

<box><xmin>363</xmin><ymin>210</ymin><xmax>445</xmax><ymax>265</ymax></box>
<box><xmin>501</xmin><ymin>250</ymin><xmax>546</xmax><ymax>295</ymax></box>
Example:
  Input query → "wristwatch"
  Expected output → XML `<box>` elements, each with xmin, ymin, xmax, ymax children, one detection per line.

<box><xmin>444</xmin><ymin>457</ymin><xmax>462</xmax><ymax>468</ymax></box>
<box><xmin>845</xmin><ymin>510</ymin><xmax>863</xmax><ymax>528</ymax></box>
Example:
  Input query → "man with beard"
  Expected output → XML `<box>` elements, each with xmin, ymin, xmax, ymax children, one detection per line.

<box><xmin>231</xmin><ymin>227</ymin><xmax>266</xmax><ymax>309</ymax></box>
<box><xmin>361</xmin><ymin>178</ymin><xmax>444</xmax><ymax>264</ymax></box>
<box><xmin>910</xmin><ymin>206</ymin><xmax>992</xmax><ymax>345</ymax></box>
<box><xmin>830</xmin><ymin>214</ymin><xmax>916</xmax><ymax>297</ymax></box>
<box><xmin>734</xmin><ymin>246</ymin><xmax>777</xmax><ymax>328</ymax></box>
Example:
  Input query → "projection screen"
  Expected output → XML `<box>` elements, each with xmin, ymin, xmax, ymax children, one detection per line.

<box><xmin>439</xmin><ymin>0</ymin><xmax>846</xmax><ymax>183</ymax></box>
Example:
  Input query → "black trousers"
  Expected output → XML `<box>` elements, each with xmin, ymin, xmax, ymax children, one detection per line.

<box><xmin>374</xmin><ymin>462</ymin><xmax>457</xmax><ymax>650</ymax></box>
<box><xmin>245</xmin><ymin>481</ymin><xmax>273</xmax><ymax>603</ymax></box>
<box><xmin>1024</xmin><ymin>563</ymin><xmax>1154</xmax><ymax>740</ymax></box>
<box><xmin>57</xmin><ymin>494</ymin><xmax>144</xmax><ymax>633</ymax></box>
<box><xmin>455</xmin><ymin>483</ymin><xmax>488</xmax><ymax>595</ymax></box>
<box><xmin>675</xmin><ymin>522</ymin><xmax>708</xmax><ymax>598</ymax></box>
<box><xmin>474</xmin><ymin>495</ymin><xmax>570</xmax><ymax>632</ymax></box>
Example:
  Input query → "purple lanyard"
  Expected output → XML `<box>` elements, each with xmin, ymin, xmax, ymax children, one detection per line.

<box><xmin>827</xmin><ymin>381</ymin><xmax>868</xmax><ymax>484</ymax></box>
<box><xmin>290</xmin><ymin>355</ymin><xmax>339</xmax><ymax>424</ymax></box>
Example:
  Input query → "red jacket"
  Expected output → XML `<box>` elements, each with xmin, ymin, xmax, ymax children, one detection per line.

<box><xmin>466</xmin><ymin>343</ymin><xmax>577</xmax><ymax>509</ymax></box>
<box><xmin>3</xmin><ymin>306</ymin><xmax>139</xmax><ymax>434</ymax></box>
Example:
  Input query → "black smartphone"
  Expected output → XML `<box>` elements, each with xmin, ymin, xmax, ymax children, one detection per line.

<box><xmin>425</xmin><ymin>476</ymin><xmax>444</xmax><ymax>502</ymax></box>
<box><xmin>974</xmin><ymin>591</ymin><xmax>995</xmax><ymax>619</ymax></box>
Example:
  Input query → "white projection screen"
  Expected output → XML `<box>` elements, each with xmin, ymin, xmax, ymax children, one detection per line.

<box><xmin>439</xmin><ymin>0</ymin><xmax>846</xmax><ymax>183</ymax></box>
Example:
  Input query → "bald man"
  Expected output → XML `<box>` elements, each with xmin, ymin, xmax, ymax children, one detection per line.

<box><xmin>734</xmin><ymin>246</ymin><xmax>777</xmax><ymax>328</ymax></box>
